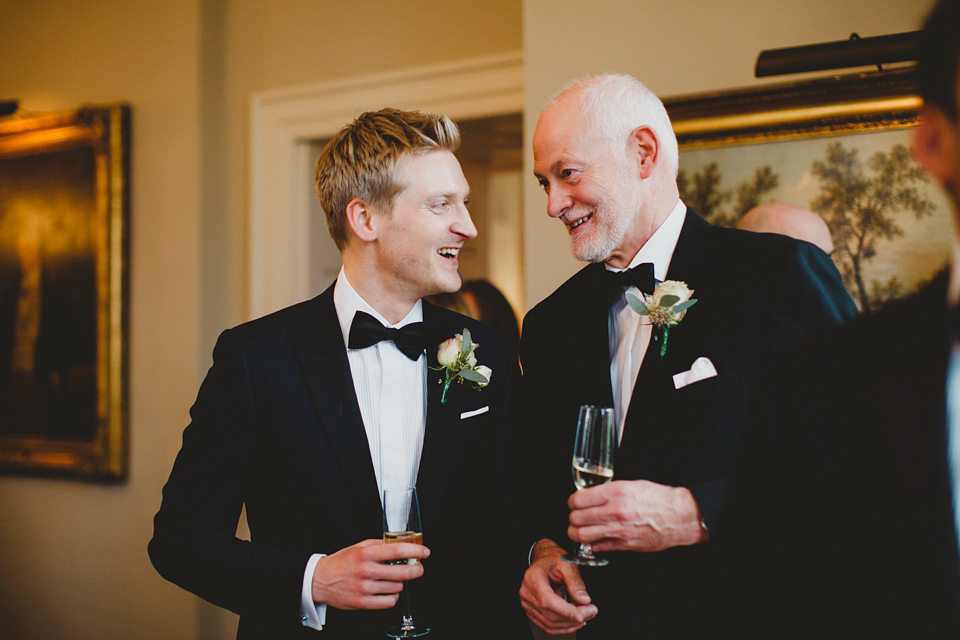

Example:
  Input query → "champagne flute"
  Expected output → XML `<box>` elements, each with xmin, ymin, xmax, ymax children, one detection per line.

<box><xmin>383</xmin><ymin>487</ymin><xmax>430</xmax><ymax>638</ymax></box>
<box><xmin>564</xmin><ymin>405</ymin><xmax>615</xmax><ymax>566</ymax></box>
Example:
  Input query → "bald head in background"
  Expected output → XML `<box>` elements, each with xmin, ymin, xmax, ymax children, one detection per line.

<box><xmin>738</xmin><ymin>201</ymin><xmax>833</xmax><ymax>254</ymax></box>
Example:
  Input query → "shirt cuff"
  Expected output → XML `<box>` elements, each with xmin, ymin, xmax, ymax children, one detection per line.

<box><xmin>301</xmin><ymin>553</ymin><xmax>327</xmax><ymax>630</ymax></box>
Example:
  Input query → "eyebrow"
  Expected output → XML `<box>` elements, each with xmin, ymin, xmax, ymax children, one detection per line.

<box><xmin>534</xmin><ymin>159</ymin><xmax>571</xmax><ymax>180</ymax></box>
<box><xmin>427</xmin><ymin>189</ymin><xmax>471</xmax><ymax>200</ymax></box>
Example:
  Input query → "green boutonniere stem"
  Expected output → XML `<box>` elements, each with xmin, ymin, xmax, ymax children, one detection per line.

<box><xmin>441</xmin><ymin>375</ymin><xmax>453</xmax><ymax>405</ymax></box>
<box><xmin>660</xmin><ymin>327</ymin><xmax>669</xmax><ymax>358</ymax></box>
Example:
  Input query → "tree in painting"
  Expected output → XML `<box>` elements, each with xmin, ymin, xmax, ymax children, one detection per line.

<box><xmin>678</xmin><ymin>162</ymin><xmax>779</xmax><ymax>228</ymax></box>
<box><xmin>809</xmin><ymin>142</ymin><xmax>936</xmax><ymax>314</ymax></box>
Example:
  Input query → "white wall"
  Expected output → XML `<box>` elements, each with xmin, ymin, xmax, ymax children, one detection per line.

<box><xmin>522</xmin><ymin>0</ymin><xmax>936</xmax><ymax>309</ymax></box>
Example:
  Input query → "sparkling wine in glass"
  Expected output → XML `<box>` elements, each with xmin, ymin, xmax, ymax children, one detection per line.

<box><xmin>564</xmin><ymin>405</ymin><xmax>615</xmax><ymax>567</ymax></box>
<box><xmin>383</xmin><ymin>488</ymin><xmax>430</xmax><ymax>637</ymax></box>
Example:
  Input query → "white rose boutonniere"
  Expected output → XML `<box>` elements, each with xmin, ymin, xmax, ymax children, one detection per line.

<box><xmin>626</xmin><ymin>280</ymin><xmax>697</xmax><ymax>358</ymax></box>
<box><xmin>433</xmin><ymin>328</ymin><xmax>491</xmax><ymax>404</ymax></box>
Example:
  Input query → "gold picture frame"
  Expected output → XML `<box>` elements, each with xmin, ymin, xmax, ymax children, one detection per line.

<box><xmin>0</xmin><ymin>105</ymin><xmax>130</xmax><ymax>479</ymax></box>
<box><xmin>664</xmin><ymin>68</ymin><xmax>949</xmax><ymax>315</ymax></box>
<box><xmin>664</xmin><ymin>67</ymin><xmax>920</xmax><ymax>148</ymax></box>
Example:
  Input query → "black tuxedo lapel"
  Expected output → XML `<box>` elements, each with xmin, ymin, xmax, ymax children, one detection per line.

<box><xmin>619</xmin><ymin>209</ymin><xmax>710</xmax><ymax>461</ymax></box>
<box><xmin>294</xmin><ymin>288</ymin><xmax>382</xmax><ymax>524</ymax></box>
<box><xmin>415</xmin><ymin>304</ymin><xmax>464</xmax><ymax>533</ymax></box>
<box><xmin>579</xmin><ymin>263</ymin><xmax>618</xmax><ymax>408</ymax></box>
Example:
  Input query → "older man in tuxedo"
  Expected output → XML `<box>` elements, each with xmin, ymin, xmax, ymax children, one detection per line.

<box><xmin>514</xmin><ymin>74</ymin><xmax>857</xmax><ymax>638</ymax></box>
<box><xmin>149</xmin><ymin>108</ymin><xmax>519</xmax><ymax>639</ymax></box>
<box><xmin>721</xmin><ymin>1</ymin><xmax>960</xmax><ymax>636</ymax></box>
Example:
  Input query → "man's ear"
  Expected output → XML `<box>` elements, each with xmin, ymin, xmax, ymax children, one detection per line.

<box><xmin>345</xmin><ymin>198</ymin><xmax>378</xmax><ymax>242</ymax></box>
<box><xmin>912</xmin><ymin>105</ymin><xmax>958</xmax><ymax>188</ymax></box>
<box><xmin>629</xmin><ymin>125</ymin><xmax>659</xmax><ymax>180</ymax></box>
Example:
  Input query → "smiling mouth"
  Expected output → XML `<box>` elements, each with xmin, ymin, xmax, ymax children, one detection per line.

<box><xmin>438</xmin><ymin>247</ymin><xmax>460</xmax><ymax>260</ymax></box>
<box><xmin>567</xmin><ymin>213</ymin><xmax>592</xmax><ymax>232</ymax></box>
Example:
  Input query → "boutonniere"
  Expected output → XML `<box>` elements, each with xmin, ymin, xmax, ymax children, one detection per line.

<box><xmin>432</xmin><ymin>328</ymin><xmax>492</xmax><ymax>405</ymax></box>
<box><xmin>626</xmin><ymin>280</ymin><xmax>697</xmax><ymax>358</ymax></box>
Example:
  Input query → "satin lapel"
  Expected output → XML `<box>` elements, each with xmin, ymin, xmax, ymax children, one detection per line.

<box><xmin>293</xmin><ymin>290</ymin><xmax>382</xmax><ymax>523</ymax></box>
<box><xmin>619</xmin><ymin>209</ymin><xmax>709</xmax><ymax>459</ymax></box>
<box><xmin>415</xmin><ymin>305</ymin><xmax>465</xmax><ymax>533</ymax></box>
<box><xmin>580</xmin><ymin>263</ymin><xmax>618</xmax><ymax>408</ymax></box>
<box><xmin>880</xmin><ymin>301</ymin><xmax>960</xmax><ymax>616</ymax></box>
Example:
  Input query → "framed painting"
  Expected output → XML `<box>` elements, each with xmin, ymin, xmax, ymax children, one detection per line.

<box><xmin>0</xmin><ymin>105</ymin><xmax>130</xmax><ymax>479</ymax></box>
<box><xmin>663</xmin><ymin>68</ymin><xmax>949</xmax><ymax>314</ymax></box>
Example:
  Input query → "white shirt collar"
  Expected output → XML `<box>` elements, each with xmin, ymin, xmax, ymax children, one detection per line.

<box><xmin>333</xmin><ymin>267</ymin><xmax>424</xmax><ymax>349</ymax></box>
<box><xmin>607</xmin><ymin>199</ymin><xmax>686</xmax><ymax>282</ymax></box>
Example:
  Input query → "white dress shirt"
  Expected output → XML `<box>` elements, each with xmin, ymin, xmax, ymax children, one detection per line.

<box><xmin>608</xmin><ymin>199</ymin><xmax>687</xmax><ymax>442</ymax></box>
<box><xmin>301</xmin><ymin>268</ymin><xmax>428</xmax><ymax>630</ymax></box>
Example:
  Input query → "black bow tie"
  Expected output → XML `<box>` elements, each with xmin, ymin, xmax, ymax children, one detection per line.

<box><xmin>348</xmin><ymin>311</ymin><xmax>436</xmax><ymax>360</ymax></box>
<box><xmin>601</xmin><ymin>262</ymin><xmax>656</xmax><ymax>296</ymax></box>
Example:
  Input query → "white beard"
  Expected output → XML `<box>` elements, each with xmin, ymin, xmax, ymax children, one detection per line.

<box><xmin>570</xmin><ymin>173</ymin><xmax>644</xmax><ymax>263</ymax></box>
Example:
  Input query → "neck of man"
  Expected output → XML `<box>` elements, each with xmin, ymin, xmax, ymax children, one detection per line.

<box><xmin>341</xmin><ymin>251</ymin><xmax>418</xmax><ymax>325</ymax></box>
<box><xmin>605</xmin><ymin>175</ymin><xmax>681</xmax><ymax>269</ymax></box>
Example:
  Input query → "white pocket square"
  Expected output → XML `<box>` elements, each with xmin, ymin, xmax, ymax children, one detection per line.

<box><xmin>673</xmin><ymin>357</ymin><xmax>718</xmax><ymax>390</ymax></box>
<box><xmin>460</xmin><ymin>406</ymin><xmax>489</xmax><ymax>419</ymax></box>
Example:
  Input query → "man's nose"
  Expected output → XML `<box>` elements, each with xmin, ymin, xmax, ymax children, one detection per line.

<box><xmin>453</xmin><ymin>205</ymin><xmax>478</xmax><ymax>239</ymax></box>
<box><xmin>546</xmin><ymin>186</ymin><xmax>572</xmax><ymax>219</ymax></box>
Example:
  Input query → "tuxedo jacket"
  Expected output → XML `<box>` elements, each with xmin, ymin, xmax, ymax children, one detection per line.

<box><xmin>149</xmin><ymin>283</ymin><xmax>521</xmax><ymax>640</ymax></box>
<box><xmin>514</xmin><ymin>209</ymin><xmax>857</xmax><ymax>638</ymax></box>
<box><xmin>721</xmin><ymin>271</ymin><xmax>960</xmax><ymax>638</ymax></box>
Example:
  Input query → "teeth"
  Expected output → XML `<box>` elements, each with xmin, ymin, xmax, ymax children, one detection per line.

<box><xmin>438</xmin><ymin>248</ymin><xmax>459</xmax><ymax>258</ymax></box>
<box><xmin>569</xmin><ymin>214</ymin><xmax>591</xmax><ymax>230</ymax></box>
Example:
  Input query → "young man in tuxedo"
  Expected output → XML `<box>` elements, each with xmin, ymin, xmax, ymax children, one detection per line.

<box><xmin>721</xmin><ymin>1</ymin><xmax>960</xmax><ymax>636</ymax></box>
<box><xmin>149</xmin><ymin>108</ymin><xmax>519</xmax><ymax>639</ymax></box>
<box><xmin>514</xmin><ymin>74</ymin><xmax>857</xmax><ymax>638</ymax></box>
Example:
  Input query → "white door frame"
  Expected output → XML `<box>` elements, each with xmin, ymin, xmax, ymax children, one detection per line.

<box><xmin>248</xmin><ymin>51</ymin><xmax>524</xmax><ymax>319</ymax></box>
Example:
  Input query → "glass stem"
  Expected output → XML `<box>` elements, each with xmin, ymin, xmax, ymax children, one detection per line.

<box><xmin>401</xmin><ymin>588</ymin><xmax>414</xmax><ymax>631</ymax></box>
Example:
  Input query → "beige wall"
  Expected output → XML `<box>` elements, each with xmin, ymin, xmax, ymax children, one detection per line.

<box><xmin>0</xmin><ymin>0</ymin><xmax>205</xmax><ymax>638</ymax></box>
<box><xmin>522</xmin><ymin>0</ymin><xmax>937</xmax><ymax>308</ymax></box>
<box><xmin>0</xmin><ymin>0</ymin><xmax>938</xmax><ymax>638</ymax></box>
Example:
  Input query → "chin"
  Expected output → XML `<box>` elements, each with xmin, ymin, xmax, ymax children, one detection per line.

<box><xmin>432</xmin><ymin>274</ymin><xmax>463</xmax><ymax>295</ymax></box>
<box><xmin>571</xmin><ymin>236</ymin><xmax>612</xmax><ymax>263</ymax></box>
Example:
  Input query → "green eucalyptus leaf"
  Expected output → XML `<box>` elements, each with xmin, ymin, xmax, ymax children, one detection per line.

<box><xmin>660</xmin><ymin>294</ymin><xmax>680</xmax><ymax>307</ymax></box>
<box><xmin>460</xmin><ymin>328</ymin><xmax>472</xmax><ymax>357</ymax></box>
<box><xmin>673</xmin><ymin>299</ymin><xmax>698</xmax><ymax>312</ymax></box>
<box><xmin>626</xmin><ymin>293</ymin><xmax>648</xmax><ymax>314</ymax></box>
<box><xmin>458</xmin><ymin>368</ymin><xmax>487</xmax><ymax>383</ymax></box>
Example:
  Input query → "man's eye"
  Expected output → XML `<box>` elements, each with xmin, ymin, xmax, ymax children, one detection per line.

<box><xmin>463</xmin><ymin>199</ymin><xmax>471</xmax><ymax>208</ymax></box>
<box><xmin>561</xmin><ymin>169</ymin><xmax>577</xmax><ymax>180</ymax></box>
<box><xmin>538</xmin><ymin>179</ymin><xmax>549</xmax><ymax>191</ymax></box>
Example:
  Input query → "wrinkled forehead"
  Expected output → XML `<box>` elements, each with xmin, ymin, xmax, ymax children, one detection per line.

<box><xmin>534</xmin><ymin>103</ymin><xmax>608</xmax><ymax>162</ymax></box>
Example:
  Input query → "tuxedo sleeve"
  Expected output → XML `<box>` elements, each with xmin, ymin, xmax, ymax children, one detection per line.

<box><xmin>148</xmin><ymin>329</ymin><xmax>312</xmax><ymax>619</ymax></box>
<box><xmin>689</xmin><ymin>242</ymin><xmax>858</xmax><ymax>531</ymax></box>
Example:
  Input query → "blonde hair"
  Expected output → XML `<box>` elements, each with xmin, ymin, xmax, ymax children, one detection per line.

<box><xmin>315</xmin><ymin>108</ymin><xmax>461</xmax><ymax>249</ymax></box>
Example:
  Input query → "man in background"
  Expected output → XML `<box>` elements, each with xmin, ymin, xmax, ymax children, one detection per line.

<box><xmin>737</xmin><ymin>201</ymin><xmax>834</xmax><ymax>254</ymax></box>
<box><xmin>721</xmin><ymin>0</ymin><xmax>960</xmax><ymax>636</ymax></box>
<box><xmin>150</xmin><ymin>108</ymin><xmax>519</xmax><ymax>639</ymax></box>
<box><xmin>515</xmin><ymin>74</ymin><xmax>856</xmax><ymax>638</ymax></box>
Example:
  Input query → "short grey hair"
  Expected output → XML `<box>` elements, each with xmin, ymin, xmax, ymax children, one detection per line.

<box><xmin>559</xmin><ymin>73</ymin><xmax>679</xmax><ymax>176</ymax></box>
